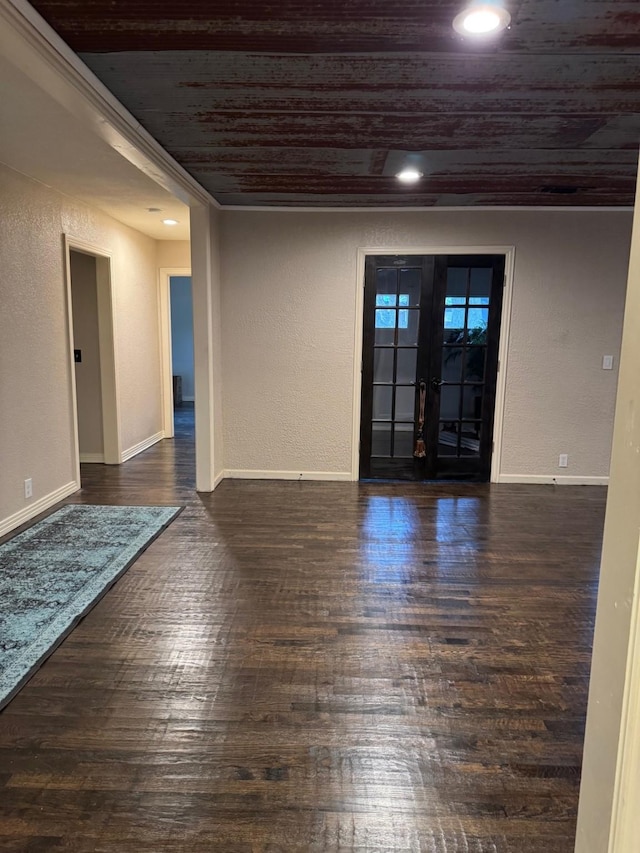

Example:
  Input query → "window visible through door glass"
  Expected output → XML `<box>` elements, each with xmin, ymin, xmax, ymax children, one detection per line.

<box><xmin>397</xmin><ymin>310</ymin><xmax>419</xmax><ymax>345</ymax></box>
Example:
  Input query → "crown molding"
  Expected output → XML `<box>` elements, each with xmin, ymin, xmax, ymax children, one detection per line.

<box><xmin>220</xmin><ymin>204</ymin><xmax>634</xmax><ymax>213</ymax></box>
<box><xmin>0</xmin><ymin>0</ymin><xmax>218</xmax><ymax>210</ymax></box>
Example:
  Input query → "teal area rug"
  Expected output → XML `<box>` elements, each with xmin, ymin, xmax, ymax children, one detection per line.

<box><xmin>0</xmin><ymin>504</ymin><xmax>182</xmax><ymax>711</ymax></box>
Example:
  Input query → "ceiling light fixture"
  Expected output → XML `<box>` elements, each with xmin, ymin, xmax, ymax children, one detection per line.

<box><xmin>453</xmin><ymin>1</ymin><xmax>511</xmax><ymax>36</ymax></box>
<box><xmin>396</xmin><ymin>167</ymin><xmax>423</xmax><ymax>184</ymax></box>
<box><xmin>162</xmin><ymin>218</ymin><xmax>179</xmax><ymax>226</ymax></box>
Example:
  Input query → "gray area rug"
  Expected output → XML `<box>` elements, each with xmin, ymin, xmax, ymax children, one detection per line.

<box><xmin>0</xmin><ymin>503</ymin><xmax>182</xmax><ymax>710</ymax></box>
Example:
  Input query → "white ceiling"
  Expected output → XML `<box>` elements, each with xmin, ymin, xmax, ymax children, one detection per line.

<box><xmin>0</xmin><ymin>53</ymin><xmax>191</xmax><ymax>241</ymax></box>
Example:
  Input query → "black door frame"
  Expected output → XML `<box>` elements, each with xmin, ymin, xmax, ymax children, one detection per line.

<box><xmin>356</xmin><ymin>249</ymin><xmax>511</xmax><ymax>483</ymax></box>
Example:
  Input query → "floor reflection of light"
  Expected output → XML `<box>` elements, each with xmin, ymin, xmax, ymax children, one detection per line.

<box><xmin>434</xmin><ymin>496</ymin><xmax>483</xmax><ymax>574</ymax></box>
<box><xmin>360</xmin><ymin>496</ymin><xmax>419</xmax><ymax>583</ymax></box>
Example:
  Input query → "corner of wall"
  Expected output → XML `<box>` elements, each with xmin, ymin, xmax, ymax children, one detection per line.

<box><xmin>0</xmin><ymin>480</ymin><xmax>79</xmax><ymax>539</ymax></box>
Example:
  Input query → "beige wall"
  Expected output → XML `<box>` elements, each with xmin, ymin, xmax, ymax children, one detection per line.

<box><xmin>220</xmin><ymin>209</ymin><xmax>631</xmax><ymax>479</ymax></box>
<box><xmin>0</xmin><ymin>163</ymin><xmax>163</xmax><ymax>531</ymax></box>
<box><xmin>157</xmin><ymin>240</ymin><xmax>191</xmax><ymax>269</ymax></box>
<box><xmin>70</xmin><ymin>251</ymin><xmax>104</xmax><ymax>457</ymax></box>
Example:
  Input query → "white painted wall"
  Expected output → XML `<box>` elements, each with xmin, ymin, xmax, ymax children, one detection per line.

<box><xmin>70</xmin><ymin>250</ymin><xmax>104</xmax><ymax>458</ymax></box>
<box><xmin>170</xmin><ymin>276</ymin><xmax>194</xmax><ymax>401</ymax></box>
<box><xmin>0</xmin><ymin>162</ymin><xmax>163</xmax><ymax>532</ymax></box>
<box><xmin>220</xmin><ymin>209</ymin><xmax>632</xmax><ymax>480</ymax></box>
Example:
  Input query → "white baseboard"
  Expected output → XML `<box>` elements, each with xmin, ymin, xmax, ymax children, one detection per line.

<box><xmin>224</xmin><ymin>469</ymin><xmax>353</xmax><ymax>482</ymax></box>
<box><xmin>120</xmin><ymin>431</ymin><xmax>164</xmax><ymax>463</ymax></box>
<box><xmin>0</xmin><ymin>479</ymin><xmax>79</xmax><ymax>538</ymax></box>
<box><xmin>79</xmin><ymin>453</ymin><xmax>104</xmax><ymax>464</ymax></box>
<box><xmin>497</xmin><ymin>473</ymin><xmax>609</xmax><ymax>486</ymax></box>
<box><xmin>213</xmin><ymin>470</ymin><xmax>225</xmax><ymax>489</ymax></box>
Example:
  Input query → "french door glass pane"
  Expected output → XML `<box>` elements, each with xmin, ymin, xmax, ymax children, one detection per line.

<box><xmin>399</xmin><ymin>268</ymin><xmax>421</xmax><ymax>306</ymax></box>
<box><xmin>442</xmin><ymin>347</ymin><xmax>463</xmax><ymax>382</ymax></box>
<box><xmin>460</xmin><ymin>423</ymin><xmax>481</xmax><ymax>456</ymax></box>
<box><xmin>394</xmin><ymin>424</ymin><xmax>415</xmax><ymax>457</ymax></box>
<box><xmin>397</xmin><ymin>310</ymin><xmax>420</xmax><ymax>345</ymax></box>
<box><xmin>446</xmin><ymin>267</ymin><xmax>468</xmax><ymax>300</ymax></box>
<box><xmin>396</xmin><ymin>348</ymin><xmax>417</xmax><ymax>383</ymax></box>
<box><xmin>375</xmin><ymin>269</ymin><xmax>397</xmax><ymax>301</ymax></box>
<box><xmin>373</xmin><ymin>348</ymin><xmax>394</xmax><ymax>383</ymax></box>
<box><xmin>438</xmin><ymin>422</ymin><xmax>459</xmax><ymax>455</ymax></box>
<box><xmin>469</xmin><ymin>268</ymin><xmax>492</xmax><ymax>303</ymax></box>
<box><xmin>395</xmin><ymin>386</ymin><xmax>415</xmax><ymax>421</ymax></box>
<box><xmin>372</xmin><ymin>424</ymin><xmax>392</xmax><ymax>456</ymax></box>
<box><xmin>465</xmin><ymin>347</ymin><xmax>486</xmax><ymax>381</ymax></box>
<box><xmin>462</xmin><ymin>385</ymin><xmax>483</xmax><ymax>419</ymax></box>
<box><xmin>444</xmin><ymin>307</ymin><xmax>465</xmax><ymax>336</ymax></box>
<box><xmin>375</xmin><ymin>313</ymin><xmax>395</xmax><ymax>345</ymax></box>
<box><xmin>467</xmin><ymin>307</ymin><xmax>489</xmax><ymax>334</ymax></box>
<box><xmin>373</xmin><ymin>386</ymin><xmax>393</xmax><ymax>420</ymax></box>
<box><xmin>440</xmin><ymin>385</ymin><xmax>460</xmax><ymax>420</ymax></box>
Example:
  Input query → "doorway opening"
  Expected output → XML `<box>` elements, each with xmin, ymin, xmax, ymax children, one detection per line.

<box><xmin>65</xmin><ymin>239</ymin><xmax>120</xmax><ymax>483</ymax></box>
<box><xmin>158</xmin><ymin>268</ymin><xmax>194</xmax><ymax>442</ymax></box>
<box><xmin>359</xmin><ymin>253</ymin><xmax>505</xmax><ymax>482</ymax></box>
<box><xmin>170</xmin><ymin>275</ymin><xmax>195</xmax><ymax>439</ymax></box>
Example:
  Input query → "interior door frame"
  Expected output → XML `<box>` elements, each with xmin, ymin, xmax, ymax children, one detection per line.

<box><xmin>64</xmin><ymin>235</ymin><xmax>121</xmax><ymax>479</ymax></box>
<box><xmin>351</xmin><ymin>245</ymin><xmax>516</xmax><ymax>483</ymax></box>
<box><xmin>158</xmin><ymin>267</ymin><xmax>192</xmax><ymax>439</ymax></box>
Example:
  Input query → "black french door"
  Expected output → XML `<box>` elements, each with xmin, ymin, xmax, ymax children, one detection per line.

<box><xmin>359</xmin><ymin>253</ymin><xmax>505</xmax><ymax>481</ymax></box>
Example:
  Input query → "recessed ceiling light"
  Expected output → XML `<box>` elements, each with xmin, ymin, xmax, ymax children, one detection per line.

<box><xmin>147</xmin><ymin>207</ymin><xmax>162</xmax><ymax>212</ymax></box>
<box><xmin>162</xmin><ymin>219</ymin><xmax>179</xmax><ymax>226</ymax></box>
<box><xmin>453</xmin><ymin>2</ymin><xmax>511</xmax><ymax>36</ymax></box>
<box><xmin>396</xmin><ymin>168</ymin><xmax>423</xmax><ymax>184</ymax></box>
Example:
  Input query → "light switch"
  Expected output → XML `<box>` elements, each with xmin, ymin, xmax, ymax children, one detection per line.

<box><xmin>602</xmin><ymin>355</ymin><xmax>614</xmax><ymax>370</ymax></box>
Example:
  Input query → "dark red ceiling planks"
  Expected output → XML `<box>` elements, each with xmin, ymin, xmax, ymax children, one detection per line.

<box><xmin>28</xmin><ymin>0</ymin><xmax>640</xmax><ymax>53</ymax></box>
<box><xmin>28</xmin><ymin>0</ymin><xmax>640</xmax><ymax>206</ymax></box>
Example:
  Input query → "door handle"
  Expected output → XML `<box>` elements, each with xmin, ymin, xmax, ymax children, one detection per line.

<box><xmin>430</xmin><ymin>377</ymin><xmax>444</xmax><ymax>390</ymax></box>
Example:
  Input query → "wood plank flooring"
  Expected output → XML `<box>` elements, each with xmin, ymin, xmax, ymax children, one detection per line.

<box><xmin>0</xmin><ymin>417</ymin><xmax>604</xmax><ymax>851</ymax></box>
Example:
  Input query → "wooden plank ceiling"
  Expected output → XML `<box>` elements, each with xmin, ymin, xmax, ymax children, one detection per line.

<box><xmin>29</xmin><ymin>0</ymin><xmax>640</xmax><ymax>207</ymax></box>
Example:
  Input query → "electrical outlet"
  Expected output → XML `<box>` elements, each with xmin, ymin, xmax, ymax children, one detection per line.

<box><xmin>559</xmin><ymin>454</ymin><xmax>568</xmax><ymax>468</ymax></box>
<box><xmin>24</xmin><ymin>478</ymin><xmax>33</xmax><ymax>499</ymax></box>
<box><xmin>602</xmin><ymin>355</ymin><xmax>614</xmax><ymax>370</ymax></box>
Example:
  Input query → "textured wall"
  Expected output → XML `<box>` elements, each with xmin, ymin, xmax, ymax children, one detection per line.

<box><xmin>105</xmin><ymin>228</ymin><xmax>162</xmax><ymax>454</ymax></box>
<box><xmin>221</xmin><ymin>209</ymin><xmax>632</xmax><ymax>478</ymax></box>
<box><xmin>157</xmin><ymin>239</ymin><xmax>191</xmax><ymax>269</ymax></box>
<box><xmin>70</xmin><ymin>250</ymin><xmax>104</xmax><ymax>455</ymax></box>
<box><xmin>0</xmin><ymin>163</ymin><xmax>162</xmax><ymax>527</ymax></box>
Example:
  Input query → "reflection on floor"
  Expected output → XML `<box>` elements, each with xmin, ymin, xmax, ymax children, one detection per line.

<box><xmin>173</xmin><ymin>401</ymin><xmax>194</xmax><ymax>440</ymax></box>
<box><xmin>0</xmin><ymin>429</ymin><xmax>604</xmax><ymax>852</ymax></box>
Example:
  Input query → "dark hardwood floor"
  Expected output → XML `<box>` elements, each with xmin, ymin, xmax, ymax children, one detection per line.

<box><xmin>0</xmin><ymin>410</ymin><xmax>604</xmax><ymax>852</ymax></box>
